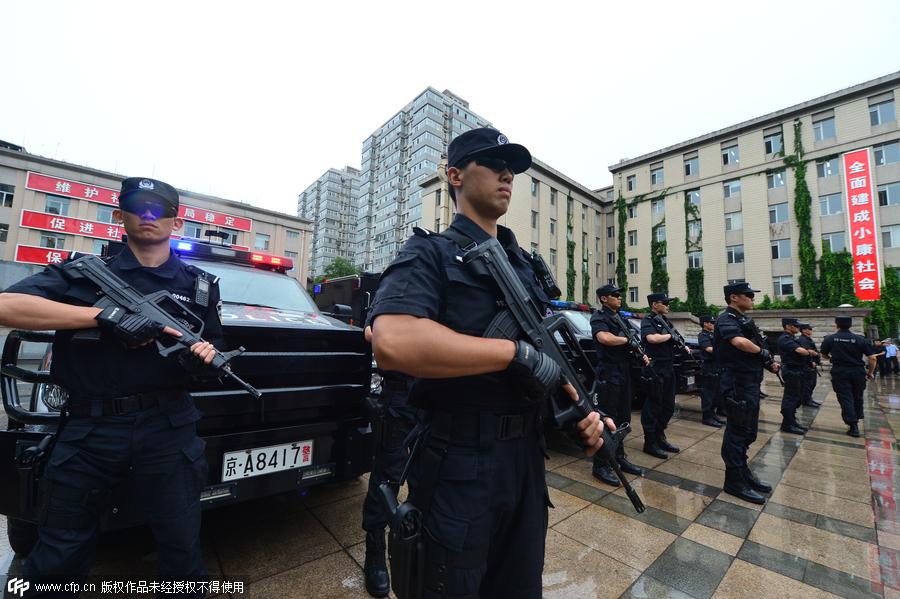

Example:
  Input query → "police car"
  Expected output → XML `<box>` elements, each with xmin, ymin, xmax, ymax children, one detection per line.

<box><xmin>0</xmin><ymin>239</ymin><xmax>373</xmax><ymax>554</ymax></box>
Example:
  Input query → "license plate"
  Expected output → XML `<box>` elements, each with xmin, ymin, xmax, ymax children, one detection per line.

<box><xmin>221</xmin><ymin>440</ymin><xmax>313</xmax><ymax>482</ymax></box>
<box><xmin>686</xmin><ymin>376</ymin><xmax>695</xmax><ymax>387</ymax></box>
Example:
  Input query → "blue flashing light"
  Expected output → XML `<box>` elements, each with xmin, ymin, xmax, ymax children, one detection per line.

<box><xmin>620</xmin><ymin>311</ymin><xmax>634</xmax><ymax>317</ymax></box>
<box><xmin>176</xmin><ymin>241</ymin><xmax>193</xmax><ymax>251</ymax></box>
<box><xmin>550</xmin><ymin>300</ymin><xmax>569</xmax><ymax>308</ymax></box>
<box><xmin>313</xmin><ymin>284</ymin><xmax>322</xmax><ymax>295</ymax></box>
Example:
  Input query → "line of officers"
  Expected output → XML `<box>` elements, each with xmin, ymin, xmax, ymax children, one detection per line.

<box><xmin>361</xmin><ymin>278</ymin><xmax>879</xmax><ymax>598</ymax></box>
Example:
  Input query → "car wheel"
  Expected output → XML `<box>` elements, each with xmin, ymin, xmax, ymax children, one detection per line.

<box><xmin>7</xmin><ymin>517</ymin><xmax>38</xmax><ymax>556</ymax></box>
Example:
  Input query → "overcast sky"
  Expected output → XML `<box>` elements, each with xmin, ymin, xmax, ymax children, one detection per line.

<box><xmin>2</xmin><ymin>1</ymin><xmax>899</xmax><ymax>216</ymax></box>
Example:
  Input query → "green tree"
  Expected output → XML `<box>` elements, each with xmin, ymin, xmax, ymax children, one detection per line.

<box><xmin>869</xmin><ymin>267</ymin><xmax>900</xmax><ymax>338</ymax></box>
<box><xmin>314</xmin><ymin>257</ymin><xmax>360</xmax><ymax>283</ymax></box>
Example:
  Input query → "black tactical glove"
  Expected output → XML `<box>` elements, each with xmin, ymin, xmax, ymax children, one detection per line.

<box><xmin>758</xmin><ymin>348</ymin><xmax>772</xmax><ymax>364</ymax></box>
<box><xmin>95</xmin><ymin>306</ymin><xmax>165</xmax><ymax>348</ymax></box>
<box><xmin>507</xmin><ymin>340</ymin><xmax>562</xmax><ymax>403</ymax></box>
<box><xmin>627</xmin><ymin>337</ymin><xmax>642</xmax><ymax>352</ymax></box>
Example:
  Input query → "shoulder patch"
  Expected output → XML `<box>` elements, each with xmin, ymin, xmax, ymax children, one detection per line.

<box><xmin>413</xmin><ymin>226</ymin><xmax>435</xmax><ymax>237</ymax></box>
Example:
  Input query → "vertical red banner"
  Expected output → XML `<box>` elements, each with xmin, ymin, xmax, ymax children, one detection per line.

<box><xmin>842</xmin><ymin>148</ymin><xmax>881</xmax><ymax>301</ymax></box>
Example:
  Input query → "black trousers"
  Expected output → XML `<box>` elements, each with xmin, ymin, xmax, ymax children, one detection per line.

<box><xmin>780</xmin><ymin>366</ymin><xmax>804</xmax><ymax>426</ymax></box>
<box><xmin>720</xmin><ymin>368</ymin><xmax>762</xmax><ymax>470</ymax></box>
<box><xmin>640</xmin><ymin>361</ymin><xmax>675</xmax><ymax>440</ymax></box>
<box><xmin>594</xmin><ymin>360</ymin><xmax>632</xmax><ymax>464</ymax></box>
<box><xmin>700</xmin><ymin>362</ymin><xmax>722</xmax><ymax>420</ymax></box>
<box><xmin>802</xmin><ymin>368</ymin><xmax>817</xmax><ymax>404</ymax></box>
<box><xmin>831</xmin><ymin>366</ymin><xmax>867</xmax><ymax>424</ymax></box>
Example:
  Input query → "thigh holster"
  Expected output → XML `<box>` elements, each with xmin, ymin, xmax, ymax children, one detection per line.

<box><xmin>38</xmin><ymin>479</ymin><xmax>112</xmax><ymax>530</ymax></box>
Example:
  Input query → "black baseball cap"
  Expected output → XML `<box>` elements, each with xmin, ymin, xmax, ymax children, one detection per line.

<box><xmin>447</xmin><ymin>127</ymin><xmax>532</xmax><ymax>174</ymax></box>
<box><xmin>700</xmin><ymin>315</ymin><xmax>714</xmax><ymax>325</ymax></box>
<box><xmin>724</xmin><ymin>282</ymin><xmax>760</xmax><ymax>297</ymax></box>
<box><xmin>647</xmin><ymin>292</ymin><xmax>671</xmax><ymax>305</ymax></box>
<box><xmin>799</xmin><ymin>323</ymin><xmax>813</xmax><ymax>330</ymax></box>
<box><xmin>782</xmin><ymin>317</ymin><xmax>800</xmax><ymax>327</ymax></box>
<box><xmin>119</xmin><ymin>177</ymin><xmax>179</xmax><ymax>217</ymax></box>
<box><xmin>596</xmin><ymin>284</ymin><xmax>623</xmax><ymax>299</ymax></box>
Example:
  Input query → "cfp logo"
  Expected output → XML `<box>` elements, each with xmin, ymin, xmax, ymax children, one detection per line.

<box><xmin>7</xmin><ymin>578</ymin><xmax>30</xmax><ymax>597</ymax></box>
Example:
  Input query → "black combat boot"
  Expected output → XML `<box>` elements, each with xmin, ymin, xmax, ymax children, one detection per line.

<box><xmin>742</xmin><ymin>466</ymin><xmax>772</xmax><ymax>493</ymax></box>
<box><xmin>592</xmin><ymin>462</ymin><xmax>621</xmax><ymax>486</ymax></box>
<box><xmin>847</xmin><ymin>422</ymin><xmax>861</xmax><ymax>438</ymax></box>
<box><xmin>363</xmin><ymin>529</ymin><xmax>390</xmax><ymax>598</ymax></box>
<box><xmin>616</xmin><ymin>453</ymin><xmax>645</xmax><ymax>476</ymax></box>
<box><xmin>657</xmin><ymin>433</ymin><xmax>680</xmax><ymax>453</ymax></box>
<box><xmin>780</xmin><ymin>422</ymin><xmax>806</xmax><ymax>435</ymax></box>
<box><xmin>642</xmin><ymin>434</ymin><xmax>669</xmax><ymax>459</ymax></box>
<box><xmin>723</xmin><ymin>467</ymin><xmax>765</xmax><ymax>504</ymax></box>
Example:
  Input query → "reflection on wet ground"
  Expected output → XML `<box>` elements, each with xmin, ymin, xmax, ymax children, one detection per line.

<box><xmin>1</xmin><ymin>373</ymin><xmax>898</xmax><ymax>598</ymax></box>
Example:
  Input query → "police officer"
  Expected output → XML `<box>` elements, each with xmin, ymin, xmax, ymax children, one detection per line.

<box><xmin>368</xmin><ymin>128</ymin><xmax>607</xmax><ymax>598</ymax></box>
<box><xmin>798</xmin><ymin>323</ymin><xmax>822</xmax><ymax>407</ymax></box>
<box><xmin>0</xmin><ymin>177</ymin><xmax>220</xmax><ymax>596</ymax></box>
<box><xmin>591</xmin><ymin>284</ymin><xmax>648</xmax><ymax>485</ymax></box>
<box><xmin>697</xmin><ymin>315</ymin><xmax>725</xmax><ymax>428</ymax></box>
<box><xmin>777</xmin><ymin>318</ymin><xmax>814</xmax><ymax>435</ymax></box>
<box><xmin>715</xmin><ymin>282</ymin><xmax>780</xmax><ymax>504</ymax></box>
<box><xmin>820</xmin><ymin>316</ymin><xmax>877</xmax><ymax>438</ymax></box>
<box><xmin>360</xmin><ymin>325</ymin><xmax>419</xmax><ymax>598</ymax></box>
<box><xmin>640</xmin><ymin>293</ymin><xmax>681</xmax><ymax>458</ymax></box>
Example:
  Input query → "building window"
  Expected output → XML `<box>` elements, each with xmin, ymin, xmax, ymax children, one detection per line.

<box><xmin>727</xmin><ymin>245</ymin><xmax>744</xmax><ymax>264</ymax></box>
<box><xmin>650</xmin><ymin>165</ymin><xmax>664</xmax><ymax>186</ymax></box>
<box><xmin>764</xmin><ymin>131</ymin><xmax>783</xmax><ymax>155</ymax></box>
<box><xmin>607</xmin><ymin>226</ymin><xmax>615</xmax><ymax>238</ymax></box>
<box><xmin>550</xmin><ymin>218</ymin><xmax>557</xmax><ymax>235</ymax></box>
<box><xmin>687</xmin><ymin>220</ymin><xmax>701</xmax><ymax>239</ymax></box>
<box><xmin>870</xmin><ymin>99</ymin><xmax>896</xmax><ymax>126</ymax></box>
<box><xmin>651</xmin><ymin>199</ymin><xmax>664</xmax><ymax>214</ymax></box>
<box><xmin>878</xmin><ymin>182</ymin><xmax>900</xmax><ymax>207</ymax></box>
<box><xmin>684</xmin><ymin>155</ymin><xmax>699</xmax><ymax>177</ymax></box>
<box><xmin>531</xmin><ymin>210</ymin><xmax>538</xmax><ymax>228</ymax></box>
<box><xmin>813</xmin><ymin>116</ymin><xmax>836</xmax><ymax>141</ymax></box>
<box><xmin>819</xmin><ymin>193</ymin><xmax>843</xmax><ymax>215</ymax></box>
<box><xmin>627</xmin><ymin>205</ymin><xmax>637</xmax><ymax>218</ymax></box>
<box><xmin>45</xmin><ymin>195</ymin><xmax>70</xmax><ymax>216</ymax></box>
<box><xmin>628</xmin><ymin>258</ymin><xmax>638</xmax><ymax>274</ymax></box>
<box><xmin>628</xmin><ymin>230</ymin><xmax>637</xmax><ymax>246</ymax></box>
<box><xmin>771</xmin><ymin>239</ymin><xmax>791</xmax><ymax>260</ymax></box>
<box><xmin>582</xmin><ymin>205</ymin><xmax>587</xmax><ymax>222</ymax></box>
<box><xmin>769</xmin><ymin>203</ymin><xmax>789</xmax><ymax>223</ymax></box>
<box><xmin>816</xmin><ymin>158</ymin><xmax>839</xmax><ymax>178</ymax></box>
<box><xmin>607</xmin><ymin>252</ymin><xmax>615</xmax><ymax>265</ymax></box>
<box><xmin>724</xmin><ymin>211</ymin><xmax>742</xmax><ymax>231</ymax></box>
<box><xmin>626</xmin><ymin>175</ymin><xmax>635</xmax><ymax>192</ymax></box>
<box><xmin>40</xmin><ymin>233</ymin><xmax>67</xmax><ymax>249</ymax></box>
<box><xmin>183</xmin><ymin>222</ymin><xmax>202</xmax><ymax>238</ymax></box>
<box><xmin>687</xmin><ymin>250</ymin><xmax>702</xmax><ymax>269</ymax></box>
<box><xmin>723</xmin><ymin>179</ymin><xmax>741</xmax><ymax>198</ymax></box>
<box><xmin>722</xmin><ymin>141</ymin><xmax>739</xmax><ymax>166</ymax></box>
<box><xmin>629</xmin><ymin>287</ymin><xmax>639</xmax><ymax>303</ymax></box>
<box><xmin>767</xmin><ymin>170</ymin><xmax>786</xmax><ymax>189</ymax></box>
<box><xmin>531</xmin><ymin>178</ymin><xmax>539</xmax><ymax>196</ymax></box>
<box><xmin>549</xmin><ymin>248</ymin><xmax>557</xmax><ymax>266</ymax></box>
<box><xmin>686</xmin><ymin>189</ymin><xmax>700</xmax><ymax>206</ymax></box>
<box><xmin>531</xmin><ymin>242</ymin><xmax>539</xmax><ymax>255</ymax></box>
<box><xmin>91</xmin><ymin>239</ymin><xmax>107</xmax><ymax>255</ymax></box>
<box><xmin>550</xmin><ymin>189</ymin><xmax>557</xmax><ymax>206</ymax></box>
<box><xmin>654</xmin><ymin>225</ymin><xmax>666</xmax><ymax>242</ymax></box>
<box><xmin>875</xmin><ymin>140</ymin><xmax>900</xmax><ymax>166</ymax></box>
<box><xmin>882</xmin><ymin>225</ymin><xmax>900</xmax><ymax>248</ymax></box>
<box><xmin>773</xmin><ymin>276</ymin><xmax>794</xmax><ymax>297</ymax></box>
<box><xmin>286</xmin><ymin>229</ymin><xmax>301</xmax><ymax>240</ymax></box>
<box><xmin>0</xmin><ymin>223</ymin><xmax>8</xmax><ymax>242</ymax></box>
<box><xmin>220</xmin><ymin>228</ymin><xmax>239</xmax><ymax>245</ymax></box>
<box><xmin>284</xmin><ymin>250</ymin><xmax>298</xmax><ymax>271</ymax></box>
<box><xmin>660</xmin><ymin>255</ymin><xmax>667</xmax><ymax>269</ymax></box>
<box><xmin>822</xmin><ymin>232</ymin><xmax>845</xmax><ymax>253</ymax></box>
<box><xmin>95</xmin><ymin>205</ymin><xmax>115</xmax><ymax>224</ymax></box>
<box><xmin>255</xmin><ymin>233</ymin><xmax>270</xmax><ymax>251</ymax></box>
<box><xmin>595</xmin><ymin>238</ymin><xmax>600</xmax><ymax>253</ymax></box>
<box><xmin>0</xmin><ymin>183</ymin><xmax>13</xmax><ymax>207</ymax></box>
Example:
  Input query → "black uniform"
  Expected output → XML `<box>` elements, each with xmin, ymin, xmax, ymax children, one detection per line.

<box><xmin>367</xmin><ymin>214</ymin><xmax>551</xmax><ymax>598</ymax></box>
<box><xmin>797</xmin><ymin>334</ymin><xmax>819</xmax><ymax>405</ymax></box>
<box><xmin>640</xmin><ymin>313</ymin><xmax>676</xmax><ymax>444</ymax></box>
<box><xmin>590</xmin><ymin>307</ymin><xmax>633</xmax><ymax>445</ymax></box>
<box><xmin>715</xmin><ymin>307</ymin><xmax>765</xmax><ymax>470</ymax></box>
<box><xmin>6</xmin><ymin>245</ymin><xmax>221</xmax><ymax>597</ymax></box>
<box><xmin>821</xmin><ymin>331</ymin><xmax>874</xmax><ymax>425</ymax></box>
<box><xmin>777</xmin><ymin>332</ymin><xmax>806</xmax><ymax>427</ymax></box>
<box><xmin>697</xmin><ymin>329</ymin><xmax>722</xmax><ymax>420</ymax></box>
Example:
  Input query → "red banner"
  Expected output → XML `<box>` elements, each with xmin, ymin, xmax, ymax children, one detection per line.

<box><xmin>842</xmin><ymin>148</ymin><xmax>881</xmax><ymax>301</ymax></box>
<box><xmin>20</xmin><ymin>210</ymin><xmax>125</xmax><ymax>241</ymax></box>
<box><xmin>26</xmin><ymin>172</ymin><xmax>253</xmax><ymax>231</ymax></box>
<box><xmin>15</xmin><ymin>245</ymin><xmax>72</xmax><ymax>265</ymax></box>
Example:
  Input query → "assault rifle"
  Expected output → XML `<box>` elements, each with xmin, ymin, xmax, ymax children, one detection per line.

<box><xmin>650</xmin><ymin>313</ymin><xmax>693</xmax><ymax>357</ymax></box>
<box><xmin>61</xmin><ymin>254</ymin><xmax>262</xmax><ymax>399</ymax></box>
<box><xmin>745</xmin><ymin>318</ymin><xmax>784</xmax><ymax>387</ymax></box>
<box><xmin>464</xmin><ymin>238</ymin><xmax>644</xmax><ymax>512</ymax></box>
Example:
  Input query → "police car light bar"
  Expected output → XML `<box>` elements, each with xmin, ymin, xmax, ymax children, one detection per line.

<box><xmin>171</xmin><ymin>239</ymin><xmax>294</xmax><ymax>270</ymax></box>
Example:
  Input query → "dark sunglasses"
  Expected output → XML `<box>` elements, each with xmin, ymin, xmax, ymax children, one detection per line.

<box><xmin>742</xmin><ymin>292</ymin><xmax>755</xmax><ymax>300</ymax></box>
<box><xmin>121</xmin><ymin>199</ymin><xmax>177</xmax><ymax>219</ymax></box>
<box><xmin>609</xmin><ymin>292</ymin><xmax>622</xmax><ymax>298</ymax></box>
<box><xmin>472</xmin><ymin>156</ymin><xmax>514</xmax><ymax>173</ymax></box>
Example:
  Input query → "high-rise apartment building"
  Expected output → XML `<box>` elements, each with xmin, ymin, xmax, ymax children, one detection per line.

<box><xmin>353</xmin><ymin>88</ymin><xmax>492</xmax><ymax>272</ymax></box>
<box><xmin>297</xmin><ymin>166</ymin><xmax>360</xmax><ymax>277</ymax></box>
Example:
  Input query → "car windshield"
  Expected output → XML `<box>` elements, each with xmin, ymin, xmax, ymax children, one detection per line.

<box><xmin>560</xmin><ymin>310</ymin><xmax>592</xmax><ymax>335</ymax></box>
<box><xmin>184</xmin><ymin>259</ymin><xmax>320</xmax><ymax>313</ymax></box>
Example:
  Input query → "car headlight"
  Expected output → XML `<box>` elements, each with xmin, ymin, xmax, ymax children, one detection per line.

<box><xmin>37</xmin><ymin>383</ymin><xmax>68</xmax><ymax>412</ymax></box>
<box><xmin>370</xmin><ymin>359</ymin><xmax>382</xmax><ymax>394</ymax></box>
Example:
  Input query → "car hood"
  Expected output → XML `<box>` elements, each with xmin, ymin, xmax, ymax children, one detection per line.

<box><xmin>220</xmin><ymin>304</ymin><xmax>355</xmax><ymax>330</ymax></box>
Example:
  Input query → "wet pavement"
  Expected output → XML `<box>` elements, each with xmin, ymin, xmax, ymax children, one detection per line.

<box><xmin>1</xmin><ymin>372</ymin><xmax>899</xmax><ymax>598</ymax></box>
